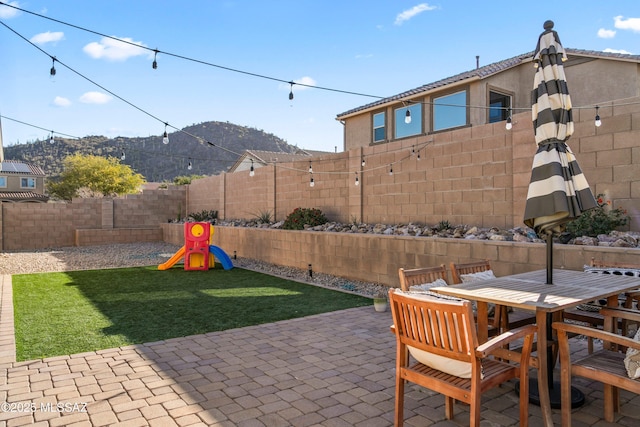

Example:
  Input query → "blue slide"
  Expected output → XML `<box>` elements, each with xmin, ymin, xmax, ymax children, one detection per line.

<box><xmin>209</xmin><ymin>245</ymin><xmax>234</xmax><ymax>270</ymax></box>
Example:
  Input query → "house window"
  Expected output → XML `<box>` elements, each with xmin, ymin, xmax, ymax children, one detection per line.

<box><xmin>489</xmin><ymin>90</ymin><xmax>512</xmax><ymax>123</ymax></box>
<box><xmin>433</xmin><ymin>90</ymin><xmax>467</xmax><ymax>131</ymax></box>
<box><xmin>0</xmin><ymin>176</ymin><xmax>6</xmax><ymax>188</ymax></box>
<box><xmin>373</xmin><ymin>112</ymin><xmax>385</xmax><ymax>143</ymax></box>
<box><xmin>21</xmin><ymin>177</ymin><xmax>36</xmax><ymax>189</ymax></box>
<box><xmin>394</xmin><ymin>103</ymin><xmax>422</xmax><ymax>139</ymax></box>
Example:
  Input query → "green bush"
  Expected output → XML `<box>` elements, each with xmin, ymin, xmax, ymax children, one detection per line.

<box><xmin>565</xmin><ymin>194</ymin><xmax>629</xmax><ymax>238</ymax></box>
<box><xmin>282</xmin><ymin>207</ymin><xmax>328</xmax><ymax>230</ymax></box>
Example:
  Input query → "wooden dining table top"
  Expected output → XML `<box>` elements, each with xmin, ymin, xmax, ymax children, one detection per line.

<box><xmin>431</xmin><ymin>268</ymin><xmax>640</xmax><ymax>313</ymax></box>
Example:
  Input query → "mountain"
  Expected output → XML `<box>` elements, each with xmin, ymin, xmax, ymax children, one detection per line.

<box><xmin>3</xmin><ymin>121</ymin><xmax>301</xmax><ymax>182</ymax></box>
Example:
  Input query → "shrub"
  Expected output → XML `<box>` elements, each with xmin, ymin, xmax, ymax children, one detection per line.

<box><xmin>282</xmin><ymin>207</ymin><xmax>328</xmax><ymax>230</ymax></box>
<box><xmin>188</xmin><ymin>209</ymin><xmax>218</xmax><ymax>223</ymax></box>
<box><xmin>253</xmin><ymin>209</ymin><xmax>273</xmax><ymax>224</ymax></box>
<box><xmin>565</xmin><ymin>194</ymin><xmax>629</xmax><ymax>238</ymax></box>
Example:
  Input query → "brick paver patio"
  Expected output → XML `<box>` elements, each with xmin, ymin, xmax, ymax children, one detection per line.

<box><xmin>1</xmin><ymin>274</ymin><xmax>639</xmax><ymax>426</ymax></box>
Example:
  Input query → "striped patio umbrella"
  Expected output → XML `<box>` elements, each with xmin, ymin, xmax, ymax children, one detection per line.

<box><xmin>523</xmin><ymin>21</ymin><xmax>597</xmax><ymax>284</ymax></box>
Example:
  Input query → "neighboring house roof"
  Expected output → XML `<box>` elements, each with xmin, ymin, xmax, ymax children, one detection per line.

<box><xmin>0</xmin><ymin>159</ymin><xmax>46</xmax><ymax>176</ymax></box>
<box><xmin>228</xmin><ymin>149</ymin><xmax>324</xmax><ymax>173</ymax></box>
<box><xmin>336</xmin><ymin>48</ymin><xmax>640</xmax><ymax>119</ymax></box>
<box><xmin>0</xmin><ymin>191</ymin><xmax>49</xmax><ymax>202</ymax></box>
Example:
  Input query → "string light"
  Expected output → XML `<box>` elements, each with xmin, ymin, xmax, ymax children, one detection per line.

<box><xmin>417</xmin><ymin>151</ymin><xmax>421</xmax><ymax>161</ymax></box>
<box><xmin>310</xmin><ymin>173</ymin><xmax>315</xmax><ymax>187</ymax></box>
<box><xmin>187</xmin><ymin>159</ymin><xmax>193</xmax><ymax>170</ymax></box>
<box><xmin>249</xmin><ymin>159</ymin><xmax>255</xmax><ymax>177</ymax></box>
<box><xmin>162</xmin><ymin>123</ymin><xmax>169</xmax><ymax>144</ymax></box>
<box><xmin>120</xmin><ymin>150</ymin><xmax>126</xmax><ymax>160</ymax></box>
<box><xmin>355</xmin><ymin>172</ymin><xmax>359</xmax><ymax>186</ymax></box>
<box><xmin>505</xmin><ymin>110</ymin><xmax>513</xmax><ymax>130</ymax></box>
<box><xmin>404</xmin><ymin>108</ymin><xmax>411</xmax><ymax>124</ymax></box>
<box><xmin>152</xmin><ymin>49</ymin><xmax>158</xmax><ymax>69</ymax></box>
<box><xmin>361</xmin><ymin>156</ymin><xmax>365</xmax><ymax>167</ymax></box>
<box><xmin>308</xmin><ymin>161</ymin><xmax>313</xmax><ymax>173</ymax></box>
<box><xmin>50</xmin><ymin>56</ymin><xmax>56</xmax><ymax>76</ymax></box>
<box><xmin>595</xmin><ymin>105</ymin><xmax>602</xmax><ymax>127</ymax></box>
<box><xmin>289</xmin><ymin>82</ymin><xmax>294</xmax><ymax>100</ymax></box>
<box><xmin>389</xmin><ymin>165</ymin><xmax>393</xmax><ymax>176</ymax></box>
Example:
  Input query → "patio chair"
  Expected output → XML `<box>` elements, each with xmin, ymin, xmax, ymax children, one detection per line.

<box><xmin>389</xmin><ymin>288</ymin><xmax>536</xmax><ymax>427</ymax></box>
<box><xmin>450</xmin><ymin>260</ymin><xmax>536</xmax><ymax>333</ymax></box>
<box><xmin>397</xmin><ymin>265</ymin><xmax>448</xmax><ymax>291</ymax></box>
<box><xmin>563</xmin><ymin>258</ymin><xmax>640</xmax><ymax>353</ymax></box>
<box><xmin>553</xmin><ymin>307</ymin><xmax>640</xmax><ymax>426</ymax></box>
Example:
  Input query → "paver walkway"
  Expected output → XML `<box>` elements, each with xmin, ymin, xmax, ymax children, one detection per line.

<box><xmin>1</xmin><ymin>274</ymin><xmax>639</xmax><ymax>426</ymax></box>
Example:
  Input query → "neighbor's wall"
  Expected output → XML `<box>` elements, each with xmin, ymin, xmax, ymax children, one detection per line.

<box><xmin>162</xmin><ymin>224</ymin><xmax>639</xmax><ymax>287</ymax></box>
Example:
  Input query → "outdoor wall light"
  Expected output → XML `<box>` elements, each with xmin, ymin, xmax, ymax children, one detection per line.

<box><xmin>595</xmin><ymin>106</ymin><xmax>602</xmax><ymax>127</ymax></box>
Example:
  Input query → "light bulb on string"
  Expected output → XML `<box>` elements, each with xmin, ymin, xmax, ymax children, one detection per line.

<box><xmin>505</xmin><ymin>109</ymin><xmax>513</xmax><ymax>130</ymax></box>
<box><xmin>355</xmin><ymin>172</ymin><xmax>359</xmax><ymax>186</ymax></box>
<box><xmin>308</xmin><ymin>161</ymin><xmax>313</xmax><ymax>173</ymax></box>
<box><xmin>249</xmin><ymin>159</ymin><xmax>255</xmax><ymax>177</ymax></box>
<box><xmin>120</xmin><ymin>150</ymin><xmax>126</xmax><ymax>161</ymax></box>
<box><xmin>309</xmin><ymin>174</ymin><xmax>315</xmax><ymax>187</ymax></box>
<box><xmin>389</xmin><ymin>165</ymin><xmax>393</xmax><ymax>176</ymax></box>
<box><xmin>50</xmin><ymin>57</ymin><xmax>56</xmax><ymax>76</ymax></box>
<box><xmin>289</xmin><ymin>82</ymin><xmax>294</xmax><ymax>100</ymax></box>
<box><xmin>411</xmin><ymin>145</ymin><xmax>415</xmax><ymax>156</ymax></box>
<box><xmin>162</xmin><ymin>123</ymin><xmax>169</xmax><ymax>144</ymax></box>
<box><xmin>187</xmin><ymin>159</ymin><xmax>193</xmax><ymax>170</ymax></box>
<box><xmin>417</xmin><ymin>150</ymin><xmax>421</xmax><ymax>161</ymax></box>
<box><xmin>404</xmin><ymin>108</ymin><xmax>411</xmax><ymax>124</ymax></box>
<box><xmin>595</xmin><ymin>106</ymin><xmax>602</xmax><ymax>127</ymax></box>
<box><xmin>361</xmin><ymin>156</ymin><xmax>365</xmax><ymax>167</ymax></box>
<box><xmin>152</xmin><ymin>49</ymin><xmax>158</xmax><ymax>69</ymax></box>
<box><xmin>49</xmin><ymin>131</ymin><xmax>55</xmax><ymax>144</ymax></box>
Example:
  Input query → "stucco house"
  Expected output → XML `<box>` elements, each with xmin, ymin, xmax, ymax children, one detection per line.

<box><xmin>228</xmin><ymin>148</ymin><xmax>328</xmax><ymax>174</ymax></box>
<box><xmin>336</xmin><ymin>49</ymin><xmax>640</xmax><ymax>151</ymax></box>
<box><xmin>0</xmin><ymin>160</ymin><xmax>49</xmax><ymax>202</ymax></box>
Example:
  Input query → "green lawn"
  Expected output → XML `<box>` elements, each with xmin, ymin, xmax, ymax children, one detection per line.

<box><xmin>12</xmin><ymin>265</ymin><xmax>370</xmax><ymax>361</ymax></box>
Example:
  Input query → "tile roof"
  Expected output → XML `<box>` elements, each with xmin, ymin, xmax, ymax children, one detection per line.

<box><xmin>336</xmin><ymin>48</ymin><xmax>640</xmax><ymax>119</ymax></box>
<box><xmin>0</xmin><ymin>160</ymin><xmax>46</xmax><ymax>176</ymax></box>
<box><xmin>0</xmin><ymin>191</ymin><xmax>49</xmax><ymax>202</ymax></box>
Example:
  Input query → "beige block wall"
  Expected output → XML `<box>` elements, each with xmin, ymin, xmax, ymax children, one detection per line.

<box><xmin>194</xmin><ymin>225</ymin><xmax>640</xmax><ymax>287</ymax></box>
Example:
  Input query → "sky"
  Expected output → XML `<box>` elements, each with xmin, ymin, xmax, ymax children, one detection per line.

<box><xmin>1</xmin><ymin>1</ymin><xmax>639</xmax><ymax>154</ymax></box>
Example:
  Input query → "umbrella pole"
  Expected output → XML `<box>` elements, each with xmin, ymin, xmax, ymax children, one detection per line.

<box><xmin>546</xmin><ymin>231</ymin><xmax>553</xmax><ymax>284</ymax></box>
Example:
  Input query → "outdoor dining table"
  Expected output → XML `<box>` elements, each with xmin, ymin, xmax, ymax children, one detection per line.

<box><xmin>430</xmin><ymin>268</ymin><xmax>640</xmax><ymax>427</ymax></box>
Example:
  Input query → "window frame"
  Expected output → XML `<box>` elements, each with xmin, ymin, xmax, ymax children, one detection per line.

<box><xmin>431</xmin><ymin>87</ymin><xmax>469</xmax><ymax>132</ymax></box>
<box><xmin>20</xmin><ymin>177</ymin><xmax>36</xmax><ymax>189</ymax></box>
<box><xmin>372</xmin><ymin>111</ymin><xmax>386</xmax><ymax>144</ymax></box>
<box><xmin>394</xmin><ymin>102</ymin><xmax>422</xmax><ymax>140</ymax></box>
<box><xmin>487</xmin><ymin>87</ymin><xmax>513</xmax><ymax>124</ymax></box>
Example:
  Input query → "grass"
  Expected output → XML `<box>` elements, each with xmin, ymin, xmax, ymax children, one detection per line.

<box><xmin>12</xmin><ymin>264</ymin><xmax>370</xmax><ymax>361</ymax></box>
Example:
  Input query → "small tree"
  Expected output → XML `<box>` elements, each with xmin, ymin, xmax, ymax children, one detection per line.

<box><xmin>47</xmin><ymin>154</ymin><xmax>145</xmax><ymax>201</ymax></box>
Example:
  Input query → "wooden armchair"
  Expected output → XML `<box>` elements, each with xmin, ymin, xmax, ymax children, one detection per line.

<box><xmin>563</xmin><ymin>259</ymin><xmax>640</xmax><ymax>353</ymax></box>
<box><xmin>450</xmin><ymin>260</ymin><xmax>536</xmax><ymax>333</ymax></box>
<box><xmin>553</xmin><ymin>307</ymin><xmax>640</xmax><ymax>426</ymax></box>
<box><xmin>389</xmin><ymin>288</ymin><xmax>536</xmax><ymax>427</ymax></box>
<box><xmin>397</xmin><ymin>265</ymin><xmax>448</xmax><ymax>291</ymax></box>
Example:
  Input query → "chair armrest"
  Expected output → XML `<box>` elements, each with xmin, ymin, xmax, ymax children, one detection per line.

<box><xmin>600</xmin><ymin>307</ymin><xmax>640</xmax><ymax>323</ymax></box>
<box><xmin>476</xmin><ymin>324</ymin><xmax>537</xmax><ymax>357</ymax></box>
<box><xmin>553</xmin><ymin>322</ymin><xmax>640</xmax><ymax>351</ymax></box>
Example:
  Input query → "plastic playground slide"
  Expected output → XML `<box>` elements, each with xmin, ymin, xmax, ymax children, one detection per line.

<box><xmin>209</xmin><ymin>245</ymin><xmax>234</xmax><ymax>270</ymax></box>
<box><xmin>157</xmin><ymin>246</ymin><xmax>186</xmax><ymax>270</ymax></box>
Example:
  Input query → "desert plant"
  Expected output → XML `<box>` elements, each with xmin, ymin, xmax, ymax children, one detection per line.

<box><xmin>282</xmin><ymin>207</ymin><xmax>328</xmax><ymax>230</ymax></box>
<box><xmin>565</xmin><ymin>194</ymin><xmax>629</xmax><ymax>238</ymax></box>
<box><xmin>188</xmin><ymin>209</ymin><xmax>219</xmax><ymax>223</ymax></box>
<box><xmin>253</xmin><ymin>209</ymin><xmax>273</xmax><ymax>224</ymax></box>
<box><xmin>436</xmin><ymin>220</ymin><xmax>452</xmax><ymax>231</ymax></box>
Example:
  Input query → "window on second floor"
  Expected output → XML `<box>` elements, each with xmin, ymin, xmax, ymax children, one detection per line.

<box><xmin>373</xmin><ymin>112</ymin><xmax>386</xmax><ymax>143</ymax></box>
<box><xmin>21</xmin><ymin>177</ymin><xmax>36</xmax><ymax>189</ymax></box>
<box><xmin>489</xmin><ymin>90</ymin><xmax>512</xmax><ymax>123</ymax></box>
<box><xmin>0</xmin><ymin>176</ymin><xmax>6</xmax><ymax>188</ymax></box>
<box><xmin>433</xmin><ymin>90</ymin><xmax>468</xmax><ymax>131</ymax></box>
<box><xmin>395</xmin><ymin>103</ymin><xmax>422</xmax><ymax>139</ymax></box>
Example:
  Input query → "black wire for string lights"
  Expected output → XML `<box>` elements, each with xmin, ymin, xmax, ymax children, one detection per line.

<box><xmin>0</xmin><ymin>114</ymin><xmax>81</xmax><ymax>139</ymax></box>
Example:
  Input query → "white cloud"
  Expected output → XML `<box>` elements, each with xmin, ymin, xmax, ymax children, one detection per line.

<box><xmin>614</xmin><ymin>16</ymin><xmax>640</xmax><ymax>32</ymax></box>
<box><xmin>79</xmin><ymin>92</ymin><xmax>112</xmax><ymax>104</ymax></box>
<box><xmin>30</xmin><ymin>31</ymin><xmax>65</xmax><ymax>45</ymax></box>
<box><xmin>597</xmin><ymin>28</ymin><xmax>616</xmax><ymax>39</ymax></box>
<box><xmin>83</xmin><ymin>36</ymin><xmax>150</xmax><ymax>61</ymax></box>
<box><xmin>603</xmin><ymin>48</ymin><xmax>633</xmax><ymax>55</ymax></box>
<box><xmin>0</xmin><ymin>1</ymin><xmax>20</xmax><ymax>19</ymax></box>
<box><xmin>394</xmin><ymin>3</ymin><xmax>437</xmax><ymax>26</ymax></box>
<box><xmin>53</xmin><ymin>96</ymin><xmax>71</xmax><ymax>107</ymax></box>
<box><xmin>355</xmin><ymin>53</ymin><xmax>373</xmax><ymax>59</ymax></box>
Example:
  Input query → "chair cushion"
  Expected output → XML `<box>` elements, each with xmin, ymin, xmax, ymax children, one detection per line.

<box><xmin>409</xmin><ymin>278</ymin><xmax>448</xmax><ymax>292</ymax></box>
<box><xmin>624</xmin><ymin>328</ymin><xmax>640</xmax><ymax>379</ymax></box>
<box><xmin>460</xmin><ymin>269</ymin><xmax>496</xmax><ymax>282</ymax></box>
<box><xmin>393</xmin><ymin>290</ymin><xmax>478</xmax><ymax>379</ymax></box>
